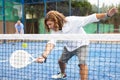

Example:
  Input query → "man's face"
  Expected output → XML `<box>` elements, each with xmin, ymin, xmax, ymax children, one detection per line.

<box><xmin>17</xmin><ymin>21</ymin><xmax>21</xmax><ymax>25</ymax></box>
<box><xmin>46</xmin><ymin>20</ymin><xmax>55</xmax><ymax>31</ymax></box>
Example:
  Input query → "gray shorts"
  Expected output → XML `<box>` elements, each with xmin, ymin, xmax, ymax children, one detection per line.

<box><xmin>59</xmin><ymin>45</ymin><xmax>89</xmax><ymax>65</ymax></box>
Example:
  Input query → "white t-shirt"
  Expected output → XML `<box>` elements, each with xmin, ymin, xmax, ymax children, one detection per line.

<box><xmin>48</xmin><ymin>13</ymin><xmax>99</xmax><ymax>52</ymax></box>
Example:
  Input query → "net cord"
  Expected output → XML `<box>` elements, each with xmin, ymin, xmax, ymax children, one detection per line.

<box><xmin>0</xmin><ymin>34</ymin><xmax>119</xmax><ymax>41</ymax></box>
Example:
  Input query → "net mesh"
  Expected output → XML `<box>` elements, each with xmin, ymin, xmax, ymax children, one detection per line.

<box><xmin>0</xmin><ymin>34</ymin><xmax>120</xmax><ymax>80</ymax></box>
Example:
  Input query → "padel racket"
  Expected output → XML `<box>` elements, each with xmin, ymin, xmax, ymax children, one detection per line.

<box><xmin>10</xmin><ymin>50</ymin><xmax>36</xmax><ymax>68</ymax></box>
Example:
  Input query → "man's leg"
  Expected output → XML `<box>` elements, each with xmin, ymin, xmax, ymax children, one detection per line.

<box><xmin>58</xmin><ymin>60</ymin><xmax>66</xmax><ymax>75</ymax></box>
<box><xmin>51</xmin><ymin>60</ymin><xmax>66</xmax><ymax>79</ymax></box>
<box><xmin>76</xmin><ymin>46</ymin><xmax>89</xmax><ymax>80</ymax></box>
<box><xmin>79</xmin><ymin>64</ymin><xmax>88</xmax><ymax>80</ymax></box>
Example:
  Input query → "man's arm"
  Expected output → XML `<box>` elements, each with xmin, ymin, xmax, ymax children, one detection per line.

<box><xmin>76</xmin><ymin>7</ymin><xmax>118</xmax><ymax>27</ymax></box>
<box><xmin>36</xmin><ymin>43</ymin><xmax>55</xmax><ymax>63</ymax></box>
<box><xmin>42</xmin><ymin>43</ymin><xmax>55</xmax><ymax>58</ymax></box>
<box><xmin>15</xmin><ymin>24</ymin><xmax>19</xmax><ymax>34</ymax></box>
<box><xmin>20</xmin><ymin>24</ymin><xmax>24</xmax><ymax>34</ymax></box>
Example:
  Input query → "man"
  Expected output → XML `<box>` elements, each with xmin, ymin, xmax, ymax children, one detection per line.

<box><xmin>36</xmin><ymin>7</ymin><xmax>118</xmax><ymax>80</ymax></box>
<box><xmin>15</xmin><ymin>20</ymin><xmax>24</xmax><ymax>34</ymax></box>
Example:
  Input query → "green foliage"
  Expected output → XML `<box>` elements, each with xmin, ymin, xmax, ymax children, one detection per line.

<box><xmin>118</xmin><ymin>4</ymin><xmax>120</xmax><ymax>14</ymax></box>
<box><xmin>71</xmin><ymin>1</ymin><xmax>92</xmax><ymax>16</ymax></box>
<box><xmin>0</xmin><ymin>1</ymin><xmax>19</xmax><ymax>21</ymax></box>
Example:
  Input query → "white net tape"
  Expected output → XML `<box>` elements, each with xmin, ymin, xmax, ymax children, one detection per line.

<box><xmin>0</xmin><ymin>34</ymin><xmax>119</xmax><ymax>41</ymax></box>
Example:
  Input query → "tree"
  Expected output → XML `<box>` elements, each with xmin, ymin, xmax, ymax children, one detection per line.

<box><xmin>71</xmin><ymin>1</ymin><xmax>92</xmax><ymax>16</ymax></box>
<box><xmin>112</xmin><ymin>4</ymin><xmax>120</xmax><ymax>33</ymax></box>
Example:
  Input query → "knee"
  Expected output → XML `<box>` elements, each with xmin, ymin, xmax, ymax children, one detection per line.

<box><xmin>58</xmin><ymin>60</ymin><xmax>63</xmax><ymax>64</ymax></box>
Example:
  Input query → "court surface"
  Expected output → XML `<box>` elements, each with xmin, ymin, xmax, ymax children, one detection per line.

<box><xmin>0</xmin><ymin>41</ymin><xmax>120</xmax><ymax>80</ymax></box>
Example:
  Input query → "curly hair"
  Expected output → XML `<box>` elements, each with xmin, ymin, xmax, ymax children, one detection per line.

<box><xmin>44</xmin><ymin>10</ymin><xmax>67</xmax><ymax>32</ymax></box>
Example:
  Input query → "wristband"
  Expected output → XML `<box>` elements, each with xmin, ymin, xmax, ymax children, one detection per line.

<box><xmin>103</xmin><ymin>13</ymin><xmax>110</xmax><ymax>20</ymax></box>
<box><xmin>42</xmin><ymin>54</ymin><xmax>47</xmax><ymax>63</ymax></box>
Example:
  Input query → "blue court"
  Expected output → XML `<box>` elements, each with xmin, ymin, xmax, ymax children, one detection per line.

<box><xmin>0</xmin><ymin>41</ymin><xmax>120</xmax><ymax>80</ymax></box>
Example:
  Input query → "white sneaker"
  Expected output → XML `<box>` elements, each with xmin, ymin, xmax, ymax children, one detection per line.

<box><xmin>51</xmin><ymin>73</ymin><xmax>66</xmax><ymax>79</ymax></box>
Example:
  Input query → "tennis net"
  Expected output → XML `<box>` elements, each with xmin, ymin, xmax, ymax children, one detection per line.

<box><xmin>0</xmin><ymin>34</ymin><xmax>120</xmax><ymax>80</ymax></box>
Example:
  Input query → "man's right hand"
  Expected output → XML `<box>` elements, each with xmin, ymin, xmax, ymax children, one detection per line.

<box><xmin>35</xmin><ymin>57</ymin><xmax>46</xmax><ymax>63</ymax></box>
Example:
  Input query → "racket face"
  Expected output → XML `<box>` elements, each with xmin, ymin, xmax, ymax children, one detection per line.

<box><xmin>10</xmin><ymin>50</ymin><xmax>31</xmax><ymax>68</ymax></box>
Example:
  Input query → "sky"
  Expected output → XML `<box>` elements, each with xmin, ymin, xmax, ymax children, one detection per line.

<box><xmin>88</xmin><ymin>0</ymin><xmax>120</xmax><ymax>7</ymax></box>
